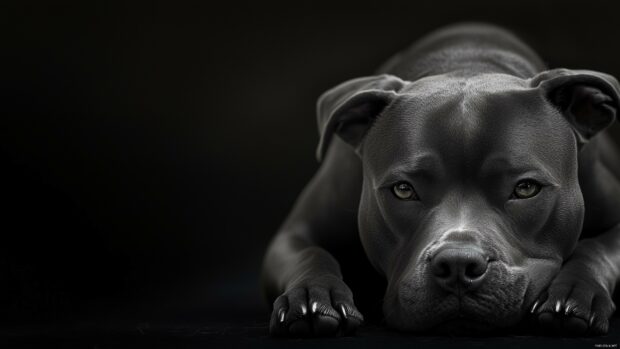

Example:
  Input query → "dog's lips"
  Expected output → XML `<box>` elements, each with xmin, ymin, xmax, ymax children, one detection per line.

<box><xmin>387</xmin><ymin>259</ymin><xmax>530</xmax><ymax>332</ymax></box>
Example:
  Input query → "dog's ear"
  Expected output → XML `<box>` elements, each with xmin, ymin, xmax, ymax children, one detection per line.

<box><xmin>316</xmin><ymin>74</ymin><xmax>406</xmax><ymax>161</ymax></box>
<box><xmin>531</xmin><ymin>69</ymin><xmax>620</xmax><ymax>144</ymax></box>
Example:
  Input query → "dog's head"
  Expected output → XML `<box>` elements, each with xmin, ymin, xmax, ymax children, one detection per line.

<box><xmin>316</xmin><ymin>69</ymin><xmax>620</xmax><ymax>333</ymax></box>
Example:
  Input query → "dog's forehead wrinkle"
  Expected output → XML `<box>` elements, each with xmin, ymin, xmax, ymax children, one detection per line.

<box><xmin>368</xmin><ymin>75</ymin><xmax>571</xmax><ymax>182</ymax></box>
<box><xmin>393</xmin><ymin>74</ymin><xmax>536</xmax><ymax>147</ymax></box>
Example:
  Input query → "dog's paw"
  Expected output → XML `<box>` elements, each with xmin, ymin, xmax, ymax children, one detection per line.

<box><xmin>530</xmin><ymin>270</ymin><xmax>616</xmax><ymax>336</ymax></box>
<box><xmin>269</xmin><ymin>275</ymin><xmax>363</xmax><ymax>337</ymax></box>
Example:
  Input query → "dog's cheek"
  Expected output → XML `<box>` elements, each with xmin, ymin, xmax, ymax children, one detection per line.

<box><xmin>505</xmin><ymin>195</ymin><xmax>556</xmax><ymax>240</ymax></box>
<box><xmin>505</xmin><ymin>186</ymin><xmax>583</xmax><ymax>261</ymax></box>
<box><xmin>532</xmin><ymin>184</ymin><xmax>584</xmax><ymax>260</ymax></box>
<box><xmin>357</xmin><ymin>190</ymin><xmax>397</xmax><ymax>276</ymax></box>
<box><xmin>359</xmin><ymin>181</ymin><xmax>427</xmax><ymax>276</ymax></box>
<box><xmin>552</xmin><ymin>186</ymin><xmax>585</xmax><ymax>258</ymax></box>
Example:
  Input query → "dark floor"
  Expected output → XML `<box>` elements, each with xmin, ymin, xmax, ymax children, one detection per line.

<box><xmin>3</xmin><ymin>314</ymin><xmax>620</xmax><ymax>349</ymax></box>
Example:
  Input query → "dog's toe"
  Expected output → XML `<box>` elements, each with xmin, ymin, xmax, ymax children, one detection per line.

<box><xmin>588</xmin><ymin>295</ymin><xmax>615</xmax><ymax>335</ymax></box>
<box><xmin>308</xmin><ymin>287</ymin><xmax>341</xmax><ymax>336</ymax></box>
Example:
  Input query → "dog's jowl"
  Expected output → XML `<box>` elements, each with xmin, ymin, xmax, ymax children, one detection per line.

<box><xmin>261</xmin><ymin>23</ymin><xmax>620</xmax><ymax>337</ymax></box>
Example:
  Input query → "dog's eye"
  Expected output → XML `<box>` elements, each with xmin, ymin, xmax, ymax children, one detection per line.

<box><xmin>512</xmin><ymin>180</ymin><xmax>541</xmax><ymax>199</ymax></box>
<box><xmin>392</xmin><ymin>182</ymin><xmax>419</xmax><ymax>200</ymax></box>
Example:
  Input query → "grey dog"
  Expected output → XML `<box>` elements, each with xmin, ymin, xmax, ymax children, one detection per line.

<box><xmin>261</xmin><ymin>23</ymin><xmax>620</xmax><ymax>336</ymax></box>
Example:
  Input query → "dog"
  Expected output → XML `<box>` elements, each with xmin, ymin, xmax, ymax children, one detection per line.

<box><xmin>261</xmin><ymin>23</ymin><xmax>620</xmax><ymax>336</ymax></box>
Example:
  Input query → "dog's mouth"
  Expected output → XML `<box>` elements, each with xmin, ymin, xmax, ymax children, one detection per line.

<box><xmin>385</xmin><ymin>260</ymin><xmax>531</xmax><ymax>333</ymax></box>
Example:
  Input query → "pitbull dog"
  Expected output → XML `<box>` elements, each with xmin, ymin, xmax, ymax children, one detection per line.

<box><xmin>261</xmin><ymin>23</ymin><xmax>620</xmax><ymax>336</ymax></box>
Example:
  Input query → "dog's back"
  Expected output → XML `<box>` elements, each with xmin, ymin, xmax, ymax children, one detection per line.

<box><xmin>378</xmin><ymin>23</ymin><xmax>546</xmax><ymax>80</ymax></box>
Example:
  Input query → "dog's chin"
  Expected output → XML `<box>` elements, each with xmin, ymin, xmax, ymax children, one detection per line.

<box><xmin>426</xmin><ymin>313</ymin><xmax>527</xmax><ymax>335</ymax></box>
<box><xmin>429</xmin><ymin>317</ymin><xmax>498</xmax><ymax>335</ymax></box>
<box><xmin>386</xmin><ymin>299</ymin><xmax>524</xmax><ymax>335</ymax></box>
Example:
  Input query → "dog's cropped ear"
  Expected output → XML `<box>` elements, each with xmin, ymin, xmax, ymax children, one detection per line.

<box><xmin>531</xmin><ymin>69</ymin><xmax>620</xmax><ymax>144</ymax></box>
<box><xmin>316</xmin><ymin>74</ymin><xmax>406</xmax><ymax>161</ymax></box>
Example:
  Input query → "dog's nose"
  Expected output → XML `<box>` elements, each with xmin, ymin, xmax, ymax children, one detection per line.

<box><xmin>430</xmin><ymin>245</ymin><xmax>488</xmax><ymax>293</ymax></box>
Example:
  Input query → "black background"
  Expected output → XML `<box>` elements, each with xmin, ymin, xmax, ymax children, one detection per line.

<box><xmin>2</xmin><ymin>0</ymin><xmax>620</xmax><ymax>328</ymax></box>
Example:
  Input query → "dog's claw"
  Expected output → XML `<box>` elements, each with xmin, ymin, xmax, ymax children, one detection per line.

<box><xmin>311</xmin><ymin>301</ymin><xmax>318</xmax><ymax>314</ymax></box>
<box><xmin>278</xmin><ymin>308</ymin><xmax>286</xmax><ymax>323</ymax></box>
<box><xmin>531</xmin><ymin>300</ymin><xmax>540</xmax><ymax>314</ymax></box>
<box><xmin>339</xmin><ymin>304</ymin><xmax>348</xmax><ymax>319</ymax></box>
<box><xmin>554</xmin><ymin>300</ymin><xmax>562</xmax><ymax>313</ymax></box>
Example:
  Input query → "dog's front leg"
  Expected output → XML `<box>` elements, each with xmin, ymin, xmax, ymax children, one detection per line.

<box><xmin>261</xmin><ymin>138</ymin><xmax>364</xmax><ymax>337</ymax></box>
<box><xmin>531</xmin><ymin>224</ymin><xmax>620</xmax><ymax>335</ymax></box>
